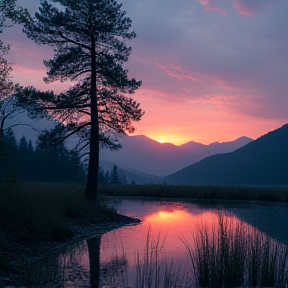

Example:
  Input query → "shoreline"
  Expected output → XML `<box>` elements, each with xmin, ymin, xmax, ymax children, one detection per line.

<box><xmin>100</xmin><ymin>185</ymin><xmax>288</xmax><ymax>203</ymax></box>
<box><xmin>0</xmin><ymin>212</ymin><xmax>141</xmax><ymax>288</ymax></box>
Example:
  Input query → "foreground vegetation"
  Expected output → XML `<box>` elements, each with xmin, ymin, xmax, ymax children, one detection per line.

<box><xmin>100</xmin><ymin>184</ymin><xmax>288</xmax><ymax>202</ymax></box>
<box><xmin>41</xmin><ymin>217</ymin><xmax>287</xmax><ymax>288</ymax></box>
<box><xmin>117</xmin><ymin>214</ymin><xmax>288</xmax><ymax>288</ymax></box>
<box><xmin>181</xmin><ymin>212</ymin><xmax>288</xmax><ymax>288</ymax></box>
<box><xmin>0</xmin><ymin>181</ymin><xmax>130</xmax><ymax>282</ymax></box>
<box><xmin>129</xmin><ymin>218</ymin><xmax>288</xmax><ymax>288</ymax></box>
<box><xmin>1</xmin><ymin>181</ymin><xmax>287</xmax><ymax>286</ymax></box>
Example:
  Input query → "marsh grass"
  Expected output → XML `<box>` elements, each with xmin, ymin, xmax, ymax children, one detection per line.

<box><xmin>0</xmin><ymin>181</ymin><xmax>116</xmax><ymax>277</ymax></box>
<box><xmin>181</xmin><ymin>212</ymin><xmax>288</xmax><ymax>288</ymax></box>
<box><xmin>100</xmin><ymin>185</ymin><xmax>288</xmax><ymax>202</ymax></box>
<box><xmin>134</xmin><ymin>229</ymin><xmax>190</xmax><ymax>288</ymax></box>
<box><xmin>0</xmin><ymin>181</ymin><xmax>114</xmax><ymax>240</ymax></box>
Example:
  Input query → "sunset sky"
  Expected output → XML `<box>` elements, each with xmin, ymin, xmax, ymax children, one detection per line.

<box><xmin>2</xmin><ymin>0</ymin><xmax>288</xmax><ymax>145</ymax></box>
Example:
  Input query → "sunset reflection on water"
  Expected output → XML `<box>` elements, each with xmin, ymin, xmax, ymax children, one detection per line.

<box><xmin>44</xmin><ymin>199</ymin><xmax>288</xmax><ymax>288</ymax></box>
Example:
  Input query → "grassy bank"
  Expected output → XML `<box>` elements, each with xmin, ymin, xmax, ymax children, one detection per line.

<box><xmin>100</xmin><ymin>184</ymin><xmax>288</xmax><ymax>202</ymax></box>
<box><xmin>0</xmin><ymin>181</ymin><xmax>131</xmax><ymax>280</ymax></box>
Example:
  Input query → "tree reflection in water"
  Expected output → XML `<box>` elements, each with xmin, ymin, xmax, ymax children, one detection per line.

<box><xmin>87</xmin><ymin>236</ymin><xmax>101</xmax><ymax>287</ymax></box>
<box><xmin>89</xmin><ymin>234</ymin><xmax>129</xmax><ymax>288</ymax></box>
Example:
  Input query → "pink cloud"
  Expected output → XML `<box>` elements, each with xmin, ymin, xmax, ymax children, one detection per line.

<box><xmin>210</xmin><ymin>76</ymin><xmax>239</xmax><ymax>91</ymax></box>
<box><xmin>180</xmin><ymin>87</ymin><xmax>194</xmax><ymax>93</ymax></box>
<box><xmin>199</xmin><ymin>0</ymin><xmax>227</xmax><ymax>16</ymax></box>
<box><xmin>154</xmin><ymin>62</ymin><xmax>199</xmax><ymax>81</ymax></box>
<box><xmin>11</xmin><ymin>64</ymin><xmax>44</xmax><ymax>74</ymax></box>
<box><xmin>234</xmin><ymin>0</ymin><xmax>261</xmax><ymax>16</ymax></box>
<box><xmin>26</xmin><ymin>51</ymin><xmax>39</xmax><ymax>57</ymax></box>
<box><xmin>10</xmin><ymin>64</ymin><xmax>71</xmax><ymax>93</ymax></box>
<box><xmin>138</xmin><ymin>88</ymin><xmax>168</xmax><ymax>98</ymax></box>
<box><xmin>191</xmin><ymin>94</ymin><xmax>259</xmax><ymax>116</ymax></box>
<box><xmin>152</xmin><ymin>60</ymin><xmax>239</xmax><ymax>92</ymax></box>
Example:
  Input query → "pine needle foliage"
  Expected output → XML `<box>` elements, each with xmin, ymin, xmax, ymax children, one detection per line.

<box><xmin>15</xmin><ymin>0</ymin><xmax>144</xmax><ymax>201</ymax></box>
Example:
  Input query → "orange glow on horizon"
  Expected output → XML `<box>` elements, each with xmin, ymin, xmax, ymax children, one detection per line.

<box><xmin>150</xmin><ymin>135</ymin><xmax>191</xmax><ymax>146</ymax></box>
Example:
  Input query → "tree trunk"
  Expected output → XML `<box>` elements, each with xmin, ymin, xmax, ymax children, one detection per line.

<box><xmin>84</xmin><ymin>30</ymin><xmax>99</xmax><ymax>202</ymax></box>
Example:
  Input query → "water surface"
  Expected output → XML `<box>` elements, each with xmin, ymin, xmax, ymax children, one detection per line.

<box><xmin>40</xmin><ymin>198</ymin><xmax>288</xmax><ymax>287</ymax></box>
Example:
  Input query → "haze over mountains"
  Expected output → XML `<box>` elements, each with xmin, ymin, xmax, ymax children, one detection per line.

<box><xmin>100</xmin><ymin>135</ymin><xmax>252</xmax><ymax>176</ymax></box>
<box><xmin>7</xmin><ymin>112</ymin><xmax>288</xmax><ymax>186</ymax></box>
<box><xmin>7</xmin><ymin>112</ymin><xmax>251</xmax><ymax>181</ymax></box>
<box><xmin>165</xmin><ymin>124</ymin><xmax>288</xmax><ymax>186</ymax></box>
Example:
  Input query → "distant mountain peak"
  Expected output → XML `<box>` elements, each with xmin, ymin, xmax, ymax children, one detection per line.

<box><xmin>100</xmin><ymin>133</ymin><xmax>253</xmax><ymax>176</ymax></box>
<box><xmin>209</xmin><ymin>136</ymin><xmax>253</xmax><ymax>146</ymax></box>
<box><xmin>165</xmin><ymin>124</ymin><xmax>288</xmax><ymax>186</ymax></box>
<box><xmin>237</xmin><ymin>136</ymin><xmax>253</xmax><ymax>140</ymax></box>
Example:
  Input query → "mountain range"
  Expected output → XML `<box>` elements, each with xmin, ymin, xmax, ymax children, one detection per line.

<box><xmin>164</xmin><ymin>124</ymin><xmax>288</xmax><ymax>186</ymax></box>
<box><xmin>7</xmin><ymin>112</ymin><xmax>252</xmax><ymax>179</ymax></box>
<box><xmin>100</xmin><ymin>135</ymin><xmax>252</xmax><ymax>176</ymax></box>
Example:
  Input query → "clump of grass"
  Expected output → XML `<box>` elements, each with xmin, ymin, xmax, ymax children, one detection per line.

<box><xmin>0</xmin><ymin>181</ymin><xmax>114</xmax><ymax>242</ymax></box>
<box><xmin>181</xmin><ymin>212</ymin><xmax>288</xmax><ymax>288</ymax></box>
<box><xmin>2</xmin><ymin>182</ymin><xmax>74</xmax><ymax>241</ymax></box>
<box><xmin>134</xmin><ymin>229</ymin><xmax>190</xmax><ymax>288</ymax></box>
<box><xmin>100</xmin><ymin>184</ymin><xmax>288</xmax><ymax>202</ymax></box>
<box><xmin>247</xmin><ymin>227</ymin><xmax>288</xmax><ymax>287</ymax></box>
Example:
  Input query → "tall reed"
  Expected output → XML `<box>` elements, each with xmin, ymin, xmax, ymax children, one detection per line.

<box><xmin>134</xmin><ymin>229</ymin><xmax>190</xmax><ymax>288</ymax></box>
<box><xmin>181</xmin><ymin>212</ymin><xmax>288</xmax><ymax>288</ymax></box>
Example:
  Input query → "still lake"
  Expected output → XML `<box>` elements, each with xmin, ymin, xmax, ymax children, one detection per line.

<box><xmin>42</xmin><ymin>198</ymin><xmax>288</xmax><ymax>288</ymax></box>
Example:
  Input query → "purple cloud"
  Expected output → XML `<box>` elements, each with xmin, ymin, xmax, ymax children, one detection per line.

<box><xmin>1</xmin><ymin>0</ymin><xmax>287</xmax><ymax>138</ymax></box>
<box><xmin>234</xmin><ymin>0</ymin><xmax>261</xmax><ymax>16</ymax></box>
<box><xmin>199</xmin><ymin>0</ymin><xmax>228</xmax><ymax>16</ymax></box>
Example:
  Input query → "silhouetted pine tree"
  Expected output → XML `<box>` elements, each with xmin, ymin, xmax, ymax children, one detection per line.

<box><xmin>26</xmin><ymin>140</ymin><xmax>35</xmax><ymax>180</ymax></box>
<box><xmin>16</xmin><ymin>0</ymin><xmax>143</xmax><ymax>201</ymax></box>
<box><xmin>110</xmin><ymin>165</ymin><xmax>119</xmax><ymax>185</ymax></box>
<box><xmin>0</xmin><ymin>128</ymin><xmax>17</xmax><ymax>182</ymax></box>
<box><xmin>4</xmin><ymin>129</ymin><xmax>86</xmax><ymax>183</ymax></box>
<box><xmin>105</xmin><ymin>171</ymin><xmax>110</xmax><ymax>185</ymax></box>
<box><xmin>35</xmin><ymin>130</ymin><xmax>86</xmax><ymax>183</ymax></box>
<box><xmin>4</xmin><ymin>128</ymin><xmax>17</xmax><ymax>152</ymax></box>
<box><xmin>98</xmin><ymin>167</ymin><xmax>106</xmax><ymax>185</ymax></box>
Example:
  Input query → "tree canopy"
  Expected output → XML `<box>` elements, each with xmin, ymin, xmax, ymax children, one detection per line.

<box><xmin>0</xmin><ymin>0</ymin><xmax>17</xmax><ymax>33</ymax></box>
<box><xmin>0</xmin><ymin>44</ymin><xmax>14</xmax><ymax>136</ymax></box>
<box><xmin>0</xmin><ymin>0</ymin><xmax>32</xmax><ymax>138</ymax></box>
<box><xmin>17</xmin><ymin>0</ymin><xmax>144</xmax><ymax>201</ymax></box>
<box><xmin>0</xmin><ymin>8</ymin><xmax>17</xmax><ymax>139</ymax></box>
